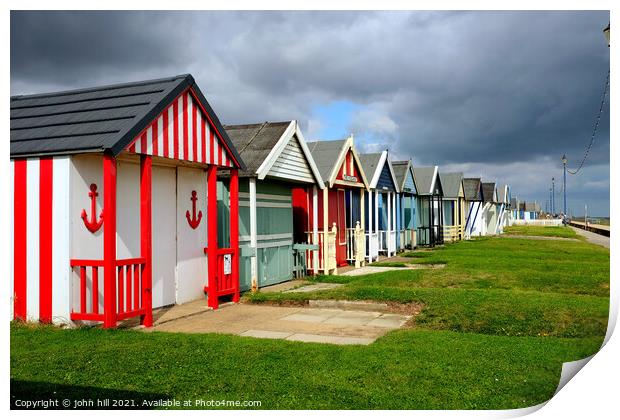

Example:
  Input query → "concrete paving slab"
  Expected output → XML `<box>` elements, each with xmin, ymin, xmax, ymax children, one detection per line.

<box><xmin>324</xmin><ymin>316</ymin><xmax>374</xmax><ymax>326</ymax></box>
<box><xmin>149</xmin><ymin>302</ymin><xmax>411</xmax><ymax>345</ymax></box>
<box><xmin>308</xmin><ymin>300</ymin><xmax>388</xmax><ymax>311</ymax></box>
<box><xmin>285</xmin><ymin>333</ymin><xmax>374</xmax><ymax>345</ymax></box>
<box><xmin>281</xmin><ymin>313</ymin><xmax>333</xmax><ymax>323</ymax></box>
<box><xmin>367</xmin><ymin>317</ymin><xmax>408</xmax><ymax>328</ymax></box>
<box><xmin>283</xmin><ymin>283</ymin><xmax>344</xmax><ymax>293</ymax></box>
<box><xmin>239</xmin><ymin>330</ymin><xmax>293</xmax><ymax>339</ymax></box>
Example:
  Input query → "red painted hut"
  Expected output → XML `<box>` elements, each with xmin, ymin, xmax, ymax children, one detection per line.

<box><xmin>10</xmin><ymin>74</ymin><xmax>245</xmax><ymax>328</ymax></box>
<box><xmin>291</xmin><ymin>136</ymin><xmax>369</xmax><ymax>274</ymax></box>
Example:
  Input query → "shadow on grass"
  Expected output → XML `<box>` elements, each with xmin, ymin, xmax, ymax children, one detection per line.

<box><xmin>11</xmin><ymin>380</ymin><xmax>172</xmax><ymax>409</ymax></box>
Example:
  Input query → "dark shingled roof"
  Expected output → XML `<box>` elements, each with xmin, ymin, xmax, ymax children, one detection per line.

<box><xmin>440</xmin><ymin>172</ymin><xmax>463</xmax><ymax>199</ymax></box>
<box><xmin>391</xmin><ymin>160</ymin><xmax>410</xmax><ymax>191</ymax></box>
<box><xmin>224</xmin><ymin>121</ymin><xmax>290</xmax><ymax>177</ymax></box>
<box><xmin>10</xmin><ymin>74</ymin><xmax>245</xmax><ymax>169</ymax></box>
<box><xmin>358</xmin><ymin>153</ymin><xmax>383</xmax><ymax>183</ymax></box>
<box><xmin>482</xmin><ymin>182</ymin><xmax>497</xmax><ymax>203</ymax></box>
<box><xmin>306</xmin><ymin>139</ymin><xmax>347</xmax><ymax>182</ymax></box>
<box><xmin>413</xmin><ymin>166</ymin><xmax>438</xmax><ymax>195</ymax></box>
<box><xmin>523</xmin><ymin>202</ymin><xmax>540</xmax><ymax>212</ymax></box>
<box><xmin>463</xmin><ymin>178</ymin><xmax>483</xmax><ymax>201</ymax></box>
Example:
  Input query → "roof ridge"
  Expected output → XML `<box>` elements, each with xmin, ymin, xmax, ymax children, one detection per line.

<box><xmin>237</xmin><ymin>121</ymin><xmax>270</xmax><ymax>155</ymax></box>
<box><xmin>11</xmin><ymin>74</ymin><xmax>190</xmax><ymax>101</ymax></box>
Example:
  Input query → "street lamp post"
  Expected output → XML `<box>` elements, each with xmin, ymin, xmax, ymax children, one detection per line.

<box><xmin>551</xmin><ymin>177</ymin><xmax>555</xmax><ymax>215</ymax></box>
<box><xmin>561</xmin><ymin>154</ymin><xmax>568</xmax><ymax>215</ymax></box>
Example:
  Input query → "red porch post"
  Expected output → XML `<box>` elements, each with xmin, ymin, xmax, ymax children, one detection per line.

<box><xmin>206</xmin><ymin>165</ymin><xmax>218</xmax><ymax>309</ymax></box>
<box><xmin>229</xmin><ymin>169</ymin><xmax>240</xmax><ymax>302</ymax></box>
<box><xmin>140</xmin><ymin>155</ymin><xmax>153</xmax><ymax>326</ymax></box>
<box><xmin>103</xmin><ymin>154</ymin><xmax>117</xmax><ymax>328</ymax></box>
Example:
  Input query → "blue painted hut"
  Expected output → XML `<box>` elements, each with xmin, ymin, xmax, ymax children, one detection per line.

<box><xmin>392</xmin><ymin>159</ymin><xmax>417</xmax><ymax>250</ymax></box>
<box><xmin>359</xmin><ymin>151</ymin><xmax>400</xmax><ymax>261</ymax></box>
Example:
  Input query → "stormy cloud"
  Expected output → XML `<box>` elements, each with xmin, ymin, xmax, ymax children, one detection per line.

<box><xmin>10</xmin><ymin>10</ymin><xmax>610</xmax><ymax>215</ymax></box>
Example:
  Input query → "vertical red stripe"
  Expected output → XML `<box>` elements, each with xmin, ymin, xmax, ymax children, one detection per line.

<box><xmin>129</xmin><ymin>142</ymin><xmax>136</xmax><ymax>153</ymax></box>
<box><xmin>163</xmin><ymin>109</ymin><xmax>169</xmax><ymax>158</ymax></box>
<box><xmin>229</xmin><ymin>169</ymin><xmax>240</xmax><ymax>303</ymax></box>
<box><xmin>13</xmin><ymin>160</ymin><xmax>27</xmax><ymax>321</ymax></box>
<box><xmin>201</xmin><ymin>118</ymin><xmax>206</xmax><ymax>163</ymax></box>
<box><xmin>140</xmin><ymin>155</ymin><xmax>153</xmax><ymax>327</ymax></box>
<box><xmin>152</xmin><ymin>121</ymin><xmax>159</xmax><ymax>156</ymax></box>
<box><xmin>206</xmin><ymin>166</ymin><xmax>218</xmax><ymax>309</ymax></box>
<box><xmin>192</xmin><ymin>101</ymin><xmax>198</xmax><ymax>162</ymax></box>
<box><xmin>140</xmin><ymin>132</ymin><xmax>147</xmax><ymax>152</ymax></box>
<box><xmin>103</xmin><ymin>155</ymin><xmax>117</xmax><ymax>328</ymax></box>
<box><xmin>209</xmin><ymin>131</ymin><xmax>215</xmax><ymax>165</ymax></box>
<box><xmin>173</xmin><ymin>100</ymin><xmax>179</xmax><ymax>159</ymax></box>
<box><xmin>218</xmin><ymin>140</ymin><xmax>223</xmax><ymax>166</ymax></box>
<box><xmin>183</xmin><ymin>92</ymin><xmax>189</xmax><ymax>161</ymax></box>
<box><xmin>39</xmin><ymin>157</ymin><xmax>53</xmax><ymax>323</ymax></box>
<box><xmin>92</xmin><ymin>267</ymin><xmax>99</xmax><ymax>314</ymax></box>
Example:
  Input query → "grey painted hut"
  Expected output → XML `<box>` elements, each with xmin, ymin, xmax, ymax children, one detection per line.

<box><xmin>413</xmin><ymin>166</ymin><xmax>444</xmax><ymax>247</ymax></box>
<box><xmin>439</xmin><ymin>172</ymin><xmax>465</xmax><ymax>242</ymax></box>
<box><xmin>222</xmin><ymin>121</ymin><xmax>324</xmax><ymax>291</ymax></box>
<box><xmin>463</xmin><ymin>177</ymin><xmax>485</xmax><ymax>238</ymax></box>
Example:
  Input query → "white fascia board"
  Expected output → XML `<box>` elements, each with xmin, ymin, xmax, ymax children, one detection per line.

<box><xmin>293</xmin><ymin>122</ymin><xmax>325</xmax><ymax>189</ymax></box>
<box><xmin>429</xmin><ymin>166</ymin><xmax>439</xmax><ymax>195</ymax></box>
<box><xmin>327</xmin><ymin>137</ymin><xmax>350</xmax><ymax>188</ymax></box>
<box><xmin>369</xmin><ymin>151</ymin><xmax>387</xmax><ymax>189</ymax></box>
<box><xmin>256</xmin><ymin>120</ymin><xmax>296</xmax><ymax>180</ymax></box>
<box><xmin>400</xmin><ymin>159</ymin><xmax>412</xmax><ymax>191</ymax></box>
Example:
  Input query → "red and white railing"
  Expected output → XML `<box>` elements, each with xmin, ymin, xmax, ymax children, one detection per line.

<box><xmin>70</xmin><ymin>257</ymin><xmax>146</xmax><ymax>322</ymax></box>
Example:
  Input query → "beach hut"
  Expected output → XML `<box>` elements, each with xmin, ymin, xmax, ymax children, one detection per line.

<box><xmin>510</xmin><ymin>197</ymin><xmax>519</xmax><ymax>222</ymax></box>
<box><xmin>413</xmin><ymin>166</ymin><xmax>444</xmax><ymax>247</ymax></box>
<box><xmin>498</xmin><ymin>184</ymin><xmax>512</xmax><ymax>229</ymax></box>
<box><xmin>463</xmin><ymin>177</ymin><xmax>485</xmax><ymax>238</ymax></box>
<box><xmin>222</xmin><ymin>121</ymin><xmax>324</xmax><ymax>291</ymax></box>
<box><xmin>359</xmin><ymin>151</ymin><xmax>400</xmax><ymax>260</ymax></box>
<box><xmin>520</xmin><ymin>202</ymin><xmax>540</xmax><ymax>220</ymax></box>
<box><xmin>9</xmin><ymin>74</ymin><xmax>246</xmax><ymax>328</ymax></box>
<box><xmin>481</xmin><ymin>182</ymin><xmax>499</xmax><ymax>235</ymax></box>
<box><xmin>440</xmin><ymin>172</ymin><xmax>466</xmax><ymax>242</ymax></box>
<box><xmin>291</xmin><ymin>136</ymin><xmax>369</xmax><ymax>274</ymax></box>
<box><xmin>392</xmin><ymin>159</ymin><xmax>418</xmax><ymax>250</ymax></box>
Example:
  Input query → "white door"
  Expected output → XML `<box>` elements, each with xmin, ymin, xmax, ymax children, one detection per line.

<box><xmin>152</xmin><ymin>165</ymin><xmax>177</xmax><ymax>308</ymax></box>
<box><xmin>176</xmin><ymin>167</ymin><xmax>208</xmax><ymax>304</ymax></box>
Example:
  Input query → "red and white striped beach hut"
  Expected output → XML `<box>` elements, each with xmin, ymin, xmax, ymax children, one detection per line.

<box><xmin>10</xmin><ymin>74</ymin><xmax>246</xmax><ymax>328</ymax></box>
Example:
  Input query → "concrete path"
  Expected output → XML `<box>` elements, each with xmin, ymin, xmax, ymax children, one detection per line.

<box><xmin>283</xmin><ymin>283</ymin><xmax>344</xmax><ymax>293</ymax></box>
<box><xmin>571</xmin><ymin>227</ymin><xmax>610</xmax><ymax>249</ymax></box>
<box><xmin>148</xmin><ymin>303</ymin><xmax>410</xmax><ymax>345</ymax></box>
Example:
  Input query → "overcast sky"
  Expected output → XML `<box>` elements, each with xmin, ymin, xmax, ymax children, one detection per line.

<box><xmin>11</xmin><ymin>10</ymin><xmax>610</xmax><ymax>216</ymax></box>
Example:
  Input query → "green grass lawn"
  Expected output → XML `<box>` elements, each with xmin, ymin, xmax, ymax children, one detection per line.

<box><xmin>503</xmin><ymin>225</ymin><xmax>580</xmax><ymax>239</ymax></box>
<box><xmin>11</xmin><ymin>235</ymin><xmax>609</xmax><ymax>409</ymax></box>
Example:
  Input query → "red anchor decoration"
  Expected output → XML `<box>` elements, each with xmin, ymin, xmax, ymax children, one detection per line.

<box><xmin>81</xmin><ymin>183</ymin><xmax>104</xmax><ymax>233</ymax></box>
<box><xmin>186</xmin><ymin>190</ymin><xmax>203</xmax><ymax>229</ymax></box>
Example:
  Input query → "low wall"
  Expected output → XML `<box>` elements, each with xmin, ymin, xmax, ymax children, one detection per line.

<box><xmin>570</xmin><ymin>221</ymin><xmax>610</xmax><ymax>237</ymax></box>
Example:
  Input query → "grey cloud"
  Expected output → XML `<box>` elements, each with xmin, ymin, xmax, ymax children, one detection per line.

<box><xmin>10</xmin><ymin>10</ymin><xmax>609</xmax><ymax>215</ymax></box>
